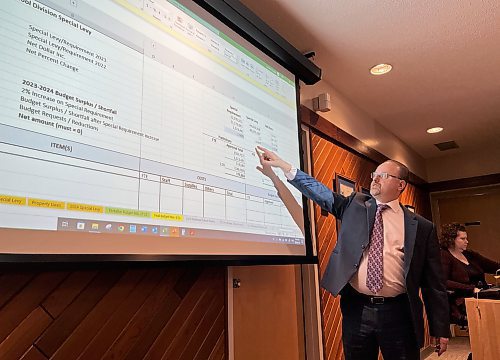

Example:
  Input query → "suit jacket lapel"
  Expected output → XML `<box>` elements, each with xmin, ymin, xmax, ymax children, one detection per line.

<box><xmin>403</xmin><ymin>205</ymin><xmax>418</xmax><ymax>278</ymax></box>
<box><xmin>366</xmin><ymin>198</ymin><xmax>377</xmax><ymax>239</ymax></box>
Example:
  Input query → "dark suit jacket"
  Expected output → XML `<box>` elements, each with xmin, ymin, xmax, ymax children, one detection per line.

<box><xmin>289</xmin><ymin>170</ymin><xmax>450</xmax><ymax>347</ymax></box>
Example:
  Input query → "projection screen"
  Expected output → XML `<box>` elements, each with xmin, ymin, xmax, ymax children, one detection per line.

<box><xmin>0</xmin><ymin>0</ymin><xmax>310</xmax><ymax>260</ymax></box>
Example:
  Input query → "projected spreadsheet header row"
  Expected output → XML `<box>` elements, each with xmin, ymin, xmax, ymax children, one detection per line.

<box><xmin>43</xmin><ymin>0</ymin><xmax>296</xmax><ymax>106</ymax></box>
<box><xmin>39</xmin><ymin>0</ymin><xmax>296</xmax><ymax>111</ymax></box>
<box><xmin>133</xmin><ymin>0</ymin><xmax>296</xmax><ymax>101</ymax></box>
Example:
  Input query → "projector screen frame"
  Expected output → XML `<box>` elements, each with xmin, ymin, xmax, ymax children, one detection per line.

<box><xmin>0</xmin><ymin>253</ymin><xmax>317</xmax><ymax>265</ymax></box>
<box><xmin>192</xmin><ymin>0</ymin><xmax>322</xmax><ymax>85</ymax></box>
<box><xmin>0</xmin><ymin>0</ymin><xmax>318</xmax><ymax>265</ymax></box>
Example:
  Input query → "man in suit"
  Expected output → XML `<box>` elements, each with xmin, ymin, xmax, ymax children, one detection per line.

<box><xmin>256</xmin><ymin>146</ymin><xmax>450</xmax><ymax>359</ymax></box>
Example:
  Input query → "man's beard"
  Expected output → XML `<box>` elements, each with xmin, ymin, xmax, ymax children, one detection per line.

<box><xmin>370</xmin><ymin>184</ymin><xmax>380</xmax><ymax>196</ymax></box>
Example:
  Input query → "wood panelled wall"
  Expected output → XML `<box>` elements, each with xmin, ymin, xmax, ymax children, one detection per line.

<box><xmin>0</xmin><ymin>265</ymin><xmax>225</xmax><ymax>360</ymax></box>
<box><xmin>309</xmin><ymin>130</ymin><xmax>431</xmax><ymax>360</ymax></box>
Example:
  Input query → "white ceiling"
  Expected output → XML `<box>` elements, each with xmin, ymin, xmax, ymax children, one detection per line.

<box><xmin>240</xmin><ymin>0</ymin><xmax>500</xmax><ymax>159</ymax></box>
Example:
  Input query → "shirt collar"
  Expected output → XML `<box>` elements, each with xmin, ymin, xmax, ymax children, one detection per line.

<box><xmin>376</xmin><ymin>198</ymin><xmax>401</xmax><ymax>213</ymax></box>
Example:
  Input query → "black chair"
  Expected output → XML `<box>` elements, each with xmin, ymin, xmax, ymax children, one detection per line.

<box><xmin>446</xmin><ymin>289</ymin><xmax>468</xmax><ymax>328</ymax></box>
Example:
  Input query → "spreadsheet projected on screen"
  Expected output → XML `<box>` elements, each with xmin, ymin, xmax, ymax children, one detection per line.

<box><xmin>0</xmin><ymin>0</ymin><xmax>307</xmax><ymax>258</ymax></box>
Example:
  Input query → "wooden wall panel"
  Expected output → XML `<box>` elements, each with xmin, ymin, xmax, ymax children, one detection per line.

<box><xmin>311</xmin><ymin>132</ymin><xmax>377</xmax><ymax>360</ymax></box>
<box><xmin>0</xmin><ymin>265</ymin><xmax>225</xmax><ymax>360</ymax></box>
<box><xmin>433</xmin><ymin>185</ymin><xmax>500</xmax><ymax>261</ymax></box>
<box><xmin>309</xmin><ymin>130</ymin><xmax>431</xmax><ymax>360</ymax></box>
<box><xmin>232</xmin><ymin>265</ymin><xmax>305</xmax><ymax>360</ymax></box>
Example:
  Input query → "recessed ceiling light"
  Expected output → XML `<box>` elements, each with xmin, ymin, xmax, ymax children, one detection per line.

<box><xmin>426</xmin><ymin>127</ymin><xmax>443</xmax><ymax>134</ymax></box>
<box><xmin>370</xmin><ymin>63</ymin><xmax>392</xmax><ymax>75</ymax></box>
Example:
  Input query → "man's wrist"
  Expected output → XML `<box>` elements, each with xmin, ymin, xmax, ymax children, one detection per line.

<box><xmin>281</xmin><ymin>161</ymin><xmax>292</xmax><ymax>173</ymax></box>
<box><xmin>283</xmin><ymin>165</ymin><xmax>297</xmax><ymax>180</ymax></box>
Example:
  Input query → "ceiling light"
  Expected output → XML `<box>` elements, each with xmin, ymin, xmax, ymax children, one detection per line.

<box><xmin>426</xmin><ymin>127</ymin><xmax>443</xmax><ymax>134</ymax></box>
<box><xmin>370</xmin><ymin>63</ymin><xmax>392</xmax><ymax>75</ymax></box>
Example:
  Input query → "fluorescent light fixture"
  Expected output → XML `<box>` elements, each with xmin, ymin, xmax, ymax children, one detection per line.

<box><xmin>370</xmin><ymin>63</ymin><xmax>392</xmax><ymax>75</ymax></box>
<box><xmin>426</xmin><ymin>127</ymin><xmax>443</xmax><ymax>134</ymax></box>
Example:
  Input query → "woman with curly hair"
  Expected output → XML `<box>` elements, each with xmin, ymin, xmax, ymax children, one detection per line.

<box><xmin>440</xmin><ymin>223</ymin><xmax>499</xmax><ymax>325</ymax></box>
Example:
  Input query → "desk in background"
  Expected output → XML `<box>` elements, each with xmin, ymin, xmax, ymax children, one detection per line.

<box><xmin>465</xmin><ymin>298</ymin><xmax>500</xmax><ymax>360</ymax></box>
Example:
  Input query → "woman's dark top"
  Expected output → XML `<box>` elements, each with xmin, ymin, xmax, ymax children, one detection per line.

<box><xmin>464</xmin><ymin>263</ymin><xmax>483</xmax><ymax>288</ymax></box>
<box><xmin>441</xmin><ymin>249</ymin><xmax>499</xmax><ymax>294</ymax></box>
<box><xmin>440</xmin><ymin>249</ymin><xmax>499</xmax><ymax>324</ymax></box>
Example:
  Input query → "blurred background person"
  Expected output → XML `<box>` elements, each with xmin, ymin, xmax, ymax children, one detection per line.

<box><xmin>440</xmin><ymin>223</ymin><xmax>500</xmax><ymax>325</ymax></box>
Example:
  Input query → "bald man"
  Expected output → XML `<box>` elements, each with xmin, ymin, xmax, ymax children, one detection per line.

<box><xmin>256</xmin><ymin>146</ymin><xmax>450</xmax><ymax>359</ymax></box>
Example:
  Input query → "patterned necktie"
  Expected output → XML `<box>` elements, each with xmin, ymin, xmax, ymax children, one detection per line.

<box><xmin>366</xmin><ymin>204</ymin><xmax>390</xmax><ymax>294</ymax></box>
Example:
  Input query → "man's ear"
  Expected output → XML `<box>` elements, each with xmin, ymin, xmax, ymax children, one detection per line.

<box><xmin>399</xmin><ymin>180</ymin><xmax>407</xmax><ymax>192</ymax></box>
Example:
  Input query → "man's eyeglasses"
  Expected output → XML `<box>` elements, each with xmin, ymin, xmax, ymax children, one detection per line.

<box><xmin>370</xmin><ymin>172</ymin><xmax>402</xmax><ymax>180</ymax></box>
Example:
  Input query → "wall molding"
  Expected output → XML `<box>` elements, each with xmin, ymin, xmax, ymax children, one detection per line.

<box><xmin>300</xmin><ymin>106</ymin><xmax>426</xmax><ymax>186</ymax></box>
<box><xmin>425</xmin><ymin>173</ymin><xmax>500</xmax><ymax>192</ymax></box>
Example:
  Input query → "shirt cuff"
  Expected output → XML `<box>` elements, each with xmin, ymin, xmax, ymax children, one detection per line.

<box><xmin>284</xmin><ymin>166</ymin><xmax>297</xmax><ymax>180</ymax></box>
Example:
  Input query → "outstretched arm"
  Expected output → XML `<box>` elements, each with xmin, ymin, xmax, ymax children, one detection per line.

<box><xmin>255</xmin><ymin>146</ymin><xmax>350</xmax><ymax>217</ymax></box>
<box><xmin>468</xmin><ymin>250</ymin><xmax>500</xmax><ymax>274</ymax></box>
<box><xmin>255</xmin><ymin>148</ymin><xmax>304</xmax><ymax>234</ymax></box>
